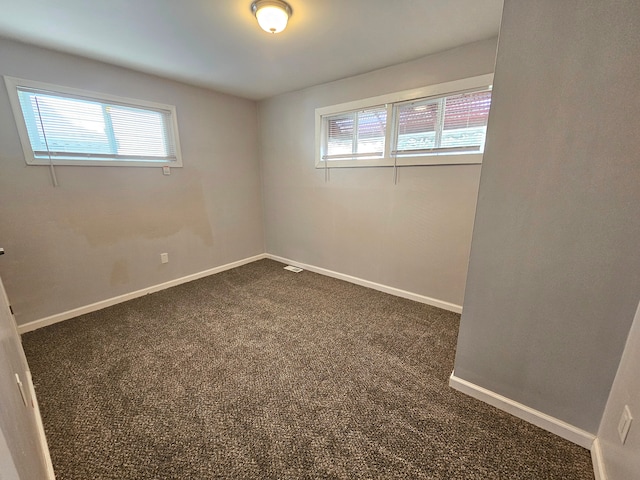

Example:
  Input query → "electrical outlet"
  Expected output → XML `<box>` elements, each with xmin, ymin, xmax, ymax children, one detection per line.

<box><xmin>618</xmin><ymin>405</ymin><xmax>633</xmax><ymax>444</ymax></box>
<box><xmin>160</xmin><ymin>253</ymin><xmax>169</xmax><ymax>264</ymax></box>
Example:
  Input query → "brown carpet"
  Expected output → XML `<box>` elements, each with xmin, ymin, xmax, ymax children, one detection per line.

<box><xmin>22</xmin><ymin>259</ymin><xmax>594</xmax><ymax>479</ymax></box>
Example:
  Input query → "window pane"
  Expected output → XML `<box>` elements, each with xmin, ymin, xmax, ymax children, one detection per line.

<box><xmin>356</xmin><ymin>107</ymin><xmax>386</xmax><ymax>155</ymax></box>
<box><xmin>395</xmin><ymin>100</ymin><xmax>439</xmax><ymax>152</ymax></box>
<box><xmin>440</xmin><ymin>90</ymin><xmax>491</xmax><ymax>150</ymax></box>
<box><xmin>318</xmin><ymin>80</ymin><xmax>492</xmax><ymax>167</ymax></box>
<box><xmin>18</xmin><ymin>91</ymin><xmax>111</xmax><ymax>156</ymax></box>
<box><xmin>110</xmin><ymin>106</ymin><xmax>169</xmax><ymax>157</ymax></box>
<box><xmin>15</xmin><ymin>85</ymin><xmax>178</xmax><ymax>164</ymax></box>
<box><xmin>326</xmin><ymin>113</ymin><xmax>354</xmax><ymax>156</ymax></box>
<box><xmin>394</xmin><ymin>89</ymin><xmax>491</xmax><ymax>155</ymax></box>
<box><xmin>324</xmin><ymin>107</ymin><xmax>386</xmax><ymax>159</ymax></box>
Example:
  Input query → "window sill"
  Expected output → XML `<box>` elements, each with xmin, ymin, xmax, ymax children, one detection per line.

<box><xmin>315</xmin><ymin>153</ymin><xmax>483</xmax><ymax>169</ymax></box>
<box><xmin>27</xmin><ymin>158</ymin><xmax>183</xmax><ymax>168</ymax></box>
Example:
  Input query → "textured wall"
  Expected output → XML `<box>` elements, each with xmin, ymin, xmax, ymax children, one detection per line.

<box><xmin>454</xmin><ymin>0</ymin><xmax>640</xmax><ymax>433</ymax></box>
<box><xmin>0</xmin><ymin>38</ymin><xmax>264</xmax><ymax>325</ymax></box>
<box><xmin>258</xmin><ymin>38</ymin><xmax>498</xmax><ymax>308</ymax></box>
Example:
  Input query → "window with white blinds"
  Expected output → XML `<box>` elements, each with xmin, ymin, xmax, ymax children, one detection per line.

<box><xmin>324</xmin><ymin>106</ymin><xmax>387</xmax><ymax>160</ymax></box>
<box><xmin>393</xmin><ymin>89</ymin><xmax>491</xmax><ymax>157</ymax></box>
<box><xmin>4</xmin><ymin>77</ymin><xmax>182</xmax><ymax>167</ymax></box>
<box><xmin>316</xmin><ymin>74</ymin><xmax>493</xmax><ymax>168</ymax></box>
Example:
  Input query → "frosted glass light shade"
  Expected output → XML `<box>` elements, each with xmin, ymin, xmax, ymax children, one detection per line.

<box><xmin>251</xmin><ymin>0</ymin><xmax>292</xmax><ymax>34</ymax></box>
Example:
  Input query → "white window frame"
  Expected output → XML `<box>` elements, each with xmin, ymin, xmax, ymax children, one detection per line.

<box><xmin>4</xmin><ymin>76</ymin><xmax>183</xmax><ymax>168</ymax></box>
<box><xmin>315</xmin><ymin>73</ymin><xmax>493</xmax><ymax>169</ymax></box>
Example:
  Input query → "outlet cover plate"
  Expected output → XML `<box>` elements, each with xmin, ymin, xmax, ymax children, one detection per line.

<box><xmin>618</xmin><ymin>405</ymin><xmax>633</xmax><ymax>444</ymax></box>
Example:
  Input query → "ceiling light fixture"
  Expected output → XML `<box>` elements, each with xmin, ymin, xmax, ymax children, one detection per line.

<box><xmin>251</xmin><ymin>0</ymin><xmax>292</xmax><ymax>34</ymax></box>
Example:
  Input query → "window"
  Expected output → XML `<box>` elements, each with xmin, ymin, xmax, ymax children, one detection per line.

<box><xmin>4</xmin><ymin>77</ymin><xmax>182</xmax><ymax>167</ymax></box>
<box><xmin>325</xmin><ymin>106</ymin><xmax>387</xmax><ymax>161</ymax></box>
<box><xmin>316</xmin><ymin>74</ymin><xmax>493</xmax><ymax>168</ymax></box>
<box><xmin>393</xmin><ymin>89</ymin><xmax>491</xmax><ymax>157</ymax></box>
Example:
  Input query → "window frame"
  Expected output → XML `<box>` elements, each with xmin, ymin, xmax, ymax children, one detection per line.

<box><xmin>4</xmin><ymin>76</ymin><xmax>183</xmax><ymax>168</ymax></box>
<box><xmin>315</xmin><ymin>74</ymin><xmax>493</xmax><ymax>169</ymax></box>
<box><xmin>321</xmin><ymin>104</ymin><xmax>390</xmax><ymax>167</ymax></box>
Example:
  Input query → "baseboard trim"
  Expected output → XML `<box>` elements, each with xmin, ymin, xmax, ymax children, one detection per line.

<box><xmin>18</xmin><ymin>253</ymin><xmax>461</xmax><ymax>333</ymax></box>
<box><xmin>591</xmin><ymin>438</ymin><xmax>608</xmax><ymax>480</ymax></box>
<box><xmin>265</xmin><ymin>254</ymin><xmax>462</xmax><ymax>314</ymax></box>
<box><xmin>17</xmin><ymin>254</ymin><xmax>267</xmax><ymax>334</ymax></box>
<box><xmin>449</xmin><ymin>371</ymin><xmax>595</xmax><ymax>449</ymax></box>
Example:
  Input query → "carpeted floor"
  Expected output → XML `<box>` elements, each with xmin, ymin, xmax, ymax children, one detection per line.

<box><xmin>22</xmin><ymin>259</ymin><xmax>594</xmax><ymax>479</ymax></box>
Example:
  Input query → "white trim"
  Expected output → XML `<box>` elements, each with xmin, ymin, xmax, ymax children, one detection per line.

<box><xmin>265</xmin><ymin>254</ymin><xmax>462</xmax><ymax>313</ymax></box>
<box><xmin>315</xmin><ymin>154</ymin><xmax>484</xmax><ymax>170</ymax></box>
<box><xmin>17</xmin><ymin>254</ymin><xmax>267</xmax><ymax>334</ymax></box>
<box><xmin>591</xmin><ymin>438</ymin><xmax>608</xmax><ymax>480</ymax></box>
<box><xmin>26</xmin><ymin>371</ymin><xmax>56</xmax><ymax>479</ymax></box>
<box><xmin>393</xmin><ymin>153</ymin><xmax>483</xmax><ymax>167</ymax></box>
<box><xmin>448</xmin><ymin>371</ymin><xmax>596</xmax><ymax>449</ymax></box>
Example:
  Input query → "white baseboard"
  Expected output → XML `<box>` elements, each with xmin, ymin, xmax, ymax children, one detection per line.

<box><xmin>591</xmin><ymin>438</ymin><xmax>608</xmax><ymax>480</ymax></box>
<box><xmin>265</xmin><ymin>254</ymin><xmax>462</xmax><ymax>314</ymax></box>
<box><xmin>18</xmin><ymin>252</ymin><xmax>460</xmax><ymax>333</ymax></box>
<box><xmin>449</xmin><ymin>371</ymin><xmax>596</xmax><ymax>449</ymax></box>
<box><xmin>17</xmin><ymin>254</ymin><xmax>267</xmax><ymax>334</ymax></box>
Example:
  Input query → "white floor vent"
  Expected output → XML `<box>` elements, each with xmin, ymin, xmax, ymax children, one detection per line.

<box><xmin>283</xmin><ymin>265</ymin><xmax>304</xmax><ymax>273</ymax></box>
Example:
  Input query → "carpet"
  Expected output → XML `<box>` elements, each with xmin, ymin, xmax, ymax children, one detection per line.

<box><xmin>22</xmin><ymin>259</ymin><xmax>594</xmax><ymax>479</ymax></box>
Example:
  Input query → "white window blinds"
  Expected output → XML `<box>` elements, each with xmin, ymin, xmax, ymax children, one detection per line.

<box><xmin>324</xmin><ymin>106</ymin><xmax>387</xmax><ymax>160</ymax></box>
<box><xmin>4</xmin><ymin>77</ymin><xmax>182</xmax><ymax>168</ymax></box>
<box><xmin>16</xmin><ymin>87</ymin><xmax>177</xmax><ymax>163</ymax></box>
<box><xmin>315</xmin><ymin>74</ymin><xmax>493</xmax><ymax>168</ymax></box>
<box><xmin>393</xmin><ymin>89</ymin><xmax>491</xmax><ymax>156</ymax></box>
<box><xmin>315</xmin><ymin>74</ymin><xmax>493</xmax><ymax>169</ymax></box>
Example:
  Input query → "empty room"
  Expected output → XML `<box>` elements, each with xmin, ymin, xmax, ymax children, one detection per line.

<box><xmin>0</xmin><ymin>1</ymin><xmax>638</xmax><ymax>479</ymax></box>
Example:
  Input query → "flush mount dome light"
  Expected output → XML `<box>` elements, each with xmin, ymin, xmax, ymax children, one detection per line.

<box><xmin>251</xmin><ymin>0</ymin><xmax>292</xmax><ymax>34</ymax></box>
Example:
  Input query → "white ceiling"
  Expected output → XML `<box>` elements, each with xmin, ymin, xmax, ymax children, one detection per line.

<box><xmin>0</xmin><ymin>0</ymin><xmax>503</xmax><ymax>100</ymax></box>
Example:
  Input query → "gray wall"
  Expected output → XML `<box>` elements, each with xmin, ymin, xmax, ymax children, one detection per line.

<box><xmin>258</xmin><ymin>38</ymin><xmax>497</xmax><ymax>308</ymax></box>
<box><xmin>0</xmin><ymin>38</ymin><xmax>264</xmax><ymax>326</ymax></box>
<box><xmin>454</xmin><ymin>0</ymin><xmax>640</xmax><ymax>433</ymax></box>
<box><xmin>597</xmin><ymin>302</ymin><xmax>640</xmax><ymax>479</ymax></box>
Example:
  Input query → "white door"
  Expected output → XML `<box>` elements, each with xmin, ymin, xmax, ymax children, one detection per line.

<box><xmin>0</xmin><ymin>251</ymin><xmax>54</xmax><ymax>479</ymax></box>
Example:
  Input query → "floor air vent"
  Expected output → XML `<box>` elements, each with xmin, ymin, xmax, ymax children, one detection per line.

<box><xmin>283</xmin><ymin>265</ymin><xmax>304</xmax><ymax>273</ymax></box>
